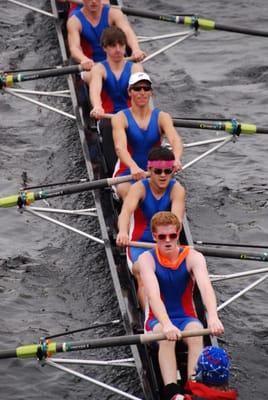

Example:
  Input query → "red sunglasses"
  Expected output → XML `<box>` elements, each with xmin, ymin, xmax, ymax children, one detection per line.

<box><xmin>156</xmin><ymin>232</ymin><xmax>178</xmax><ymax>241</ymax></box>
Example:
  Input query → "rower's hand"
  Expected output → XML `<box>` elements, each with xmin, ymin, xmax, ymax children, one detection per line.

<box><xmin>162</xmin><ymin>321</ymin><xmax>182</xmax><ymax>341</ymax></box>
<box><xmin>173</xmin><ymin>158</ymin><xmax>182</xmax><ymax>172</ymax></box>
<box><xmin>80</xmin><ymin>57</ymin><xmax>94</xmax><ymax>71</ymax></box>
<box><xmin>131</xmin><ymin>48</ymin><xmax>146</xmax><ymax>62</ymax></box>
<box><xmin>207</xmin><ymin>315</ymin><xmax>224</xmax><ymax>336</ymax></box>
<box><xmin>116</xmin><ymin>231</ymin><xmax>129</xmax><ymax>247</ymax></box>
<box><xmin>90</xmin><ymin>106</ymin><xmax>105</xmax><ymax>120</ymax></box>
<box><xmin>130</xmin><ymin>165</ymin><xmax>146</xmax><ymax>180</ymax></box>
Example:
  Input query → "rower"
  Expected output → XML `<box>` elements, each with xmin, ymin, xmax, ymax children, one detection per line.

<box><xmin>138</xmin><ymin>211</ymin><xmax>224</xmax><ymax>400</ymax></box>
<box><xmin>112</xmin><ymin>72</ymin><xmax>183</xmax><ymax>199</ymax></box>
<box><xmin>116</xmin><ymin>147</ymin><xmax>185</xmax><ymax>309</ymax></box>
<box><xmin>180</xmin><ymin>346</ymin><xmax>238</xmax><ymax>400</ymax></box>
<box><xmin>88</xmin><ymin>26</ymin><xmax>143</xmax><ymax>174</ymax></box>
<box><xmin>67</xmin><ymin>0</ymin><xmax>146</xmax><ymax>71</ymax></box>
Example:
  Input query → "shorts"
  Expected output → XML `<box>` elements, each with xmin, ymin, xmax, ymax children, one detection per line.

<box><xmin>145</xmin><ymin>316</ymin><xmax>203</xmax><ymax>332</ymax></box>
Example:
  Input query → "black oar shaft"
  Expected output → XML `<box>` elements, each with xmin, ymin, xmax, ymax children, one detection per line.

<box><xmin>1</xmin><ymin>65</ymin><xmax>82</xmax><ymax>88</ymax></box>
<box><xmin>195</xmin><ymin>246</ymin><xmax>268</xmax><ymax>262</ymax></box>
<box><xmin>172</xmin><ymin>119</ymin><xmax>268</xmax><ymax>135</ymax></box>
<box><xmin>121</xmin><ymin>7</ymin><xmax>268</xmax><ymax>38</ymax></box>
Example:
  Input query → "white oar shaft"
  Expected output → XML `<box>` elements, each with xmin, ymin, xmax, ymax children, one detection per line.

<box><xmin>46</xmin><ymin>360</ymin><xmax>143</xmax><ymax>400</ymax></box>
<box><xmin>142</xmin><ymin>31</ymin><xmax>196</xmax><ymax>63</ymax></box>
<box><xmin>4</xmin><ymin>88</ymin><xmax>76</xmax><ymax>120</ymax></box>
<box><xmin>182</xmin><ymin>135</ymin><xmax>233</xmax><ymax>170</ymax></box>
<box><xmin>138</xmin><ymin>30</ymin><xmax>193</xmax><ymax>43</ymax></box>
<box><xmin>211</xmin><ymin>267</ymin><xmax>268</xmax><ymax>282</ymax></box>
<box><xmin>217</xmin><ymin>274</ymin><xmax>268</xmax><ymax>311</ymax></box>
<box><xmin>7</xmin><ymin>0</ymin><xmax>55</xmax><ymax>18</ymax></box>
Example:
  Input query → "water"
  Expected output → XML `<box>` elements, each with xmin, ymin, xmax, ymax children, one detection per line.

<box><xmin>0</xmin><ymin>0</ymin><xmax>267</xmax><ymax>398</ymax></box>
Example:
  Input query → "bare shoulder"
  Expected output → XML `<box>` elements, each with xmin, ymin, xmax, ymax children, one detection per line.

<box><xmin>159</xmin><ymin>110</ymin><xmax>172</xmax><ymax>122</ymax></box>
<box><xmin>112</xmin><ymin>111</ymin><xmax>127</xmax><ymax>127</ymax></box>
<box><xmin>91</xmin><ymin>62</ymin><xmax>105</xmax><ymax>76</ymax></box>
<box><xmin>132</xmin><ymin>62</ymin><xmax>144</xmax><ymax>73</ymax></box>
<box><xmin>109</xmin><ymin>6</ymin><xmax>125</xmax><ymax>22</ymax></box>
<box><xmin>139</xmin><ymin>250</ymin><xmax>155</xmax><ymax>268</ymax></box>
<box><xmin>67</xmin><ymin>14</ymin><xmax>81</xmax><ymax>30</ymax></box>
<box><xmin>186</xmin><ymin>248</ymin><xmax>206</xmax><ymax>270</ymax></box>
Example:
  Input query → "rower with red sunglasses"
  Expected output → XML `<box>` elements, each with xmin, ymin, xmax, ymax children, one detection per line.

<box><xmin>112</xmin><ymin>72</ymin><xmax>183</xmax><ymax>199</ymax></box>
<box><xmin>116</xmin><ymin>147</ymin><xmax>185</xmax><ymax>309</ymax></box>
<box><xmin>139</xmin><ymin>211</ymin><xmax>224</xmax><ymax>400</ymax></box>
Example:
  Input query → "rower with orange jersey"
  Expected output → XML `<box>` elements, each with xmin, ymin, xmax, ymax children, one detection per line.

<box><xmin>139</xmin><ymin>212</ymin><xmax>224</xmax><ymax>400</ymax></box>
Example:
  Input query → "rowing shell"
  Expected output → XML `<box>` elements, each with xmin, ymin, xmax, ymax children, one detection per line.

<box><xmin>51</xmin><ymin>0</ymin><xmax>213</xmax><ymax>398</ymax></box>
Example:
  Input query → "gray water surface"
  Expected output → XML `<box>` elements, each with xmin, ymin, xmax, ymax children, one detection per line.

<box><xmin>0</xmin><ymin>0</ymin><xmax>267</xmax><ymax>398</ymax></box>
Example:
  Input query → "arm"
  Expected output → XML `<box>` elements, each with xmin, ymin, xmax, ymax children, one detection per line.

<box><xmin>67</xmin><ymin>16</ymin><xmax>94</xmax><ymax>70</ymax></box>
<box><xmin>139</xmin><ymin>252</ymin><xmax>181</xmax><ymax>340</ymax></box>
<box><xmin>89</xmin><ymin>63</ymin><xmax>106</xmax><ymax>119</ymax></box>
<box><xmin>116</xmin><ymin>182</ymin><xmax>144</xmax><ymax>246</ymax></box>
<box><xmin>110</xmin><ymin>9</ymin><xmax>146</xmax><ymax>62</ymax></box>
<box><xmin>170</xmin><ymin>182</ymin><xmax>185</xmax><ymax>224</ymax></box>
<box><xmin>187</xmin><ymin>250</ymin><xmax>224</xmax><ymax>336</ymax></box>
<box><xmin>159</xmin><ymin>111</ymin><xmax>183</xmax><ymax>171</ymax></box>
<box><xmin>112</xmin><ymin>113</ymin><xmax>146</xmax><ymax>179</ymax></box>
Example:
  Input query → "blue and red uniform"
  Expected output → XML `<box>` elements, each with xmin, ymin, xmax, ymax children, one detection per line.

<box><xmin>145</xmin><ymin>246</ymin><xmax>202</xmax><ymax>332</ymax></box>
<box><xmin>113</xmin><ymin>108</ymin><xmax>161</xmax><ymax>177</ymax></box>
<box><xmin>68</xmin><ymin>3</ymin><xmax>82</xmax><ymax>17</ymax></box>
<box><xmin>184</xmin><ymin>381</ymin><xmax>238</xmax><ymax>399</ymax></box>
<box><xmin>100</xmin><ymin>60</ymin><xmax>133</xmax><ymax>113</ymax></box>
<box><xmin>72</xmin><ymin>5</ymin><xmax>110</xmax><ymax>62</ymax></box>
<box><xmin>127</xmin><ymin>178</ymin><xmax>176</xmax><ymax>268</ymax></box>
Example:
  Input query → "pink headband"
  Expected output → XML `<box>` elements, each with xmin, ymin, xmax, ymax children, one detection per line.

<box><xmin>147</xmin><ymin>160</ymin><xmax>174</xmax><ymax>169</ymax></box>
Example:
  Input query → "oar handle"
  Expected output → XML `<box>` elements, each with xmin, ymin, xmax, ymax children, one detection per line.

<box><xmin>140</xmin><ymin>328</ymin><xmax>211</xmax><ymax>344</ymax></box>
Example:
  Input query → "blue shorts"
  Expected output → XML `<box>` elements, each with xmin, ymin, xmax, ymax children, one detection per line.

<box><xmin>146</xmin><ymin>316</ymin><xmax>203</xmax><ymax>332</ymax></box>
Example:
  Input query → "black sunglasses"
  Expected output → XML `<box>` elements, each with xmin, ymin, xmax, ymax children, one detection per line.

<box><xmin>156</xmin><ymin>233</ymin><xmax>178</xmax><ymax>241</ymax></box>
<box><xmin>131</xmin><ymin>85</ymin><xmax>152</xmax><ymax>92</ymax></box>
<box><xmin>153</xmin><ymin>168</ymin><xmax>173</xmax><ymax>175</ymax></box>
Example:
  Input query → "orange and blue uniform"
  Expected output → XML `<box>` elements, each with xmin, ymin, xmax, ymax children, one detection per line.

<box><xmin>145</xmin><ymin>246</ymin><xmax>202</xmax><ymax>332</ymax></box>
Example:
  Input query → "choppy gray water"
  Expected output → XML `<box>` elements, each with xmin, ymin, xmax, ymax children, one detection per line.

<box><xmin>0</xmin><ymin>0</ymin><xmax>267</xmax><ymax>398</ymax></box>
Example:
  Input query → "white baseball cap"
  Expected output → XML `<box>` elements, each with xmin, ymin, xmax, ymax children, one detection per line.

<box><xmin>128</xmin><ymin>72</ymin><xmax>152</xmax><ymax>87</ymax></box>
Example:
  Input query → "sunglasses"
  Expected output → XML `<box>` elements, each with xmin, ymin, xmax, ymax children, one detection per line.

<box><xmin>156</xmin><ymin>233</ymin><xmax>178</xmax><ymax>241</ymax></box>
<box><xmin>153</xmin><ymin>168</ymin><xmax>173</xmax><ymax>175</ymax></box>
<box><xmin>131</xmin><ymin>85</ymin><xmax>152</xmax><ymax>92</ymax></box>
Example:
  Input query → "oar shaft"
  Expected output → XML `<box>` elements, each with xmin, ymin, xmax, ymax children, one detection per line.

<box><xmin>1</xmin><ymin>65</ymin><xmax>82</xmax><ymax>88</ymax></box>
<box><xmin>130</xmin><ymin>241</ymin><xmax>268</xmax><ymax>261</ymax></box>
<box><xmin>121</xmin><ymin>8</ymin><xmax>268</xmax><ymax>38</ymax></box>
<box><xmin>172</xmin><ymin>119</ymin><xmax>268</xmax><ymax>135</ymax></box>
<box><xmin>0</xmin><ymin>329</ymin><xmax>211</xmax><ymax>360</ymax></box>
<box><xmin>0</xmin><ymin>174</ymin><xmax>146</xmax><ymax>208</ymax></box>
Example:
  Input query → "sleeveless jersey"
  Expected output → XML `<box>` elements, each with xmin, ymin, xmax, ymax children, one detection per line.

<box><xmin>113</xmin><ymin>108</ymin><xmax>161</xmax><ymax>177</ymax></box>
<box><xmin>127</xmin><ymin>178</ymin><xmax>176</xmax><ymax>266</ymax></box>
<box><xmin>145</xmin><ymin>246</ymin><xmax>198</xmax><ymax>331</ymax></box>
<box><xmin>73</xmin><ymin>5</ymin><xmax>110</xmax><ymax>62</ymax></box>
<box><xmin>100</xmin><ymin>60</ymin><xmax>132</xmax><ymax>113</ymax></box>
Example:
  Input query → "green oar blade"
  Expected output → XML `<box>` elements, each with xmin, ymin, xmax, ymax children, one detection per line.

<box><xmin>0</xmin><ymin>192</ymin><xmax>35</xmax><ymax>208</ymax></box>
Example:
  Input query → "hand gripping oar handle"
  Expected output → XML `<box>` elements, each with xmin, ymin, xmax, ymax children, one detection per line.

<box><xmin>0</xmin><ymin>328</ymin><xmax>211</xmax><ymax>360</ymax></box>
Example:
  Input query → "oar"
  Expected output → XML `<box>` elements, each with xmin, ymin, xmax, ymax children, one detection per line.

<box><xmin>195</xmin><ymin>240</ymin><xmax>268</xmax><ymax>250</ymax></box>
<box><xmin>130</xmin><ymin>241</ymin><xmax>268</xmax><ymax>262</ymax></box>
<box><xmin>0</xmin><ymin>328</ymin><xmax>211</xmax><ymax>360</ymax></box>
<box><xmin>103</xmin><ymin>114</ymin><xmax>268</xmax><ymax>135</ymax></box>
<box><xmin>171</xmin><ymin>119</ymin><xmax>268</xmax><ymax>135</ymax></box>
<box><xmin>0</xmin><ymin>174</ymin><xmax>149</xmax><ymax>208</ymax></box>
<box><xmin>120</xmin><ymin>7</ymin><xmax>268</xmax><ymax>38</ymax></box>
<box><xmin>0</xmin><ymin>65</ymin><xmax>82</xmax><ymax>89</ymax></box>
